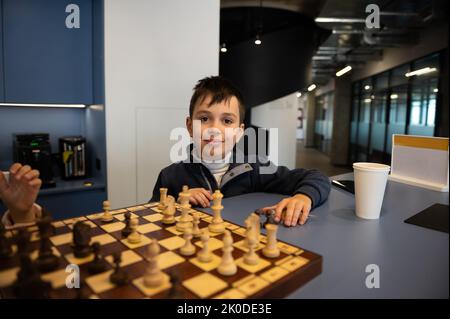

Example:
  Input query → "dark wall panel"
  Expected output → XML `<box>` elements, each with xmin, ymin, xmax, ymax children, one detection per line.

<box><xmin>220</xmin><ymin>23</ymin><xmax>327</xmax><ymax>113</ymax></box>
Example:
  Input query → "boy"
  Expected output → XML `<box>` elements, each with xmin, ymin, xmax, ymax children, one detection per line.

<box><xmin>150</xmin><ymin>76</ymin><xmax>330</xmax><ymax>227</ymax></box>
<box><xmin>0</xmin><ymin>76</ymin><xmax>330</xmax><ymax>228</ymax></box>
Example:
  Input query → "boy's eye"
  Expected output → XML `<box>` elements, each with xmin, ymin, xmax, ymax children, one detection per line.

<box><xmin>223</xmin><ymin>118</ymin><xmax>234</xmax><ymax>125</ymax></box>
<box><xmin>200</xmin><ymin>116</ymin><xmax>209</xmax><ymax>123</ymax></box>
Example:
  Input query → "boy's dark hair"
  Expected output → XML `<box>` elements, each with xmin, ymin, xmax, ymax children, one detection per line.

<box><xmin>189</xmin><ymin>76</ymin><xmax>245</xmax><ymax>124</ymax></box>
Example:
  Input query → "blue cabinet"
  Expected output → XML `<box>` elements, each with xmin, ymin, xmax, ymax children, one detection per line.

<box><xmin>2</xmin><ymin>0</ymin><xmax>93</xmax><ymax>104</ymax></box>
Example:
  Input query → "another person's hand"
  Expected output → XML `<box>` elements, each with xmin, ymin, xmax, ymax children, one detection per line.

<box><xmin>0</xmin><ymin>163</ymin><xmax>42</xmax><ymax>224</ymax></box>
<box><xmin>188</xmin><ymin>188</ymin><xmax>213</xmax><ymax>208</ymax></box>
<box><xmin>262</xmin><ymin>194</ymin><xmax>312</xmax><ymax>227</ymax></box>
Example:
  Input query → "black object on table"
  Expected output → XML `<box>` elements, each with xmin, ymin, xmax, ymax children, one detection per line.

<box><xmin>404</xmin><ymin>203</ymin><xmax>449</xmax><ymax>233</ymax></box>
<box><xmin>331</xmin><ymin>180</ymin><xmax>355</xmax><ymax>194</ymax></box>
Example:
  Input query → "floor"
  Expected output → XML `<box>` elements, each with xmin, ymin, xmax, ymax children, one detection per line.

<box><xmin>295</xmin><ymin>140</ymin><xmax>352</xmax><ymax>177</ymax></box>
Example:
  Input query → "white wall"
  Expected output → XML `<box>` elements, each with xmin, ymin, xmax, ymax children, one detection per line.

<box><xmin>104</xmin><ymin>0</ymin><xmax>220</xmax><ymax>207</ymax></box>
<box><xmin>251</xmin><ymin>92</ymin><xmax>299</xmax><ymax>169</ymax></box>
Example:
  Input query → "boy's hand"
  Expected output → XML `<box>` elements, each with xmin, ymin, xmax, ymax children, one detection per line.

<box><xmin>189</xmin><ymin>188</ymin><xmax>213</xmax><ymax>208</ymax></box>
<box><xmin>262</xmin><ymin>194</ymin><xmax>312</xmax><ymax>227</ymax></box>
<box><xmin>0</xmin><ymin>163</ymin><xmax>42</xmax><ymax>223</ymax></box>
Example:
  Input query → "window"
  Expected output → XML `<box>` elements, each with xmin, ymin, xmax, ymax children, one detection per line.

<box><xmin>349</xmin><ymin>52</ymin><xmax>442</xmax><ymax>164</ymax></box>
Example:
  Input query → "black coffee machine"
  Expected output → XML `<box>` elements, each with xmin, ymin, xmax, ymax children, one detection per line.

<box><xmin>13</xmin><ymin>133</ymin><xmax>56</xmax><ymax>188</ymax></box>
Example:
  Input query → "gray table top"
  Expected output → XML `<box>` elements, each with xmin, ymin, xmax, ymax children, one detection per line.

<box><xmin>201</xmin><ymin>173</ymin><xmax>449</xmax><ymax>298</ymax></box>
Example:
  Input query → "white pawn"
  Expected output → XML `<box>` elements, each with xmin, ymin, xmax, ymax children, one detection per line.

<box><xmin>162</xmin><ymin>196</ymin><xmax>176</xmax><ymax>225</ymax></box>
<box><xmin>179</xmin><ymin>227</ymin><xmax>195</xmax><ymax>256</ymax></box>
<box><xmin>217</xmin><ymin>230</ymin><xmax>237</xmax><ymax>276</ymax></box>
<box><xmin>101</xmin><ymin>200</ymin><xmax>113</xmax><ymax>222</ymax></box>
<box><xmin>127</xmin><ymin>218</ymin><xmax>141</xmax><ymax>244</ymax></box>
<box><xmin>144</xmin><ymin>239</ymin><xmax>165</xmax><ymax>287</ymax></box>
<box><xmin>243</xmin><ymin>233</ymin><xmax>259</xmax><ymax>265</ymax></box>
<box><xmin>192</xmin><ymin>213</ymin><xmax>202</xmax><ymax>238</ymax></box>
<box><xmin>262</xmin><ymin>223</ymin><xmax>280</xmax><ymax>258</ymax></box>
<box><xmin>197</xmin><ymin>233</ymin><xmax>212</xmax><ymax>263</ymax></box>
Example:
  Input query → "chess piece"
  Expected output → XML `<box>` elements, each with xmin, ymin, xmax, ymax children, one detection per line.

<box><xmin>36</xmin><ymin>215</ymin><xmax>59</xmax><ymax>273</ymax></box>
<box><xmin>243</xmin><ymin>232</ymin><xmax>259</xmax><ymax>265</ymax></box>
<box><xmin>16</xmin><ymin>228</ymin><xmax>31</xmax><ymax>255</ymax></box>
<box><xmin>179</xmin><ymin>227</ymin><xmax>195</xmax><ymax>256</ymax></box>
<box><xmin>243</xmin><ymin>218</ymin><xmax>252</xmax><ymax>249</ymax></box>
<box><xmin>176</xmin><ymin>186</ymin><xmax>193</xmax><ymax>232</ymax></box>
<box><xmin>127</xmin><ymin>218</ymin><xmax>141</xmax><ymax>244</ymax></box>
<box><xmin>262</xmin><ymin>224</ymin><xmax>280</xmax><ymax>258</ymax></box>
<box><xmin>192</xmin><ymin>213</ymin><xmax>202</xmax><ymax>238</ymax></box>
<box><xmin>168</xmin><ymin>270</ymin><xmax>183</xmax><ymax>298</ymax></box>
<box><xmin>101</xmin><ymin>200</ymin><xmax>113</xmax><ymax>223</ymax></box>
<box><xmin>197</xmin><ymin>233</ymin><xmax>212</xmax><ymax>263</ymax></box>
<box><xmin>72</xmin><ymin>221</ymin><xmax>92</xmax><ymax>258</ymax></box>
<box><xmin>208</xmin><ymin>190</ymin><xmax>225</xmax><ymax>233</ymax></box>
<box><xmin>158</xmin><ymin>188</ymin><xmax>168</xmax><ymax>210</ymax></box>
<box><xmin>250</xmin><ymin>213</ymin><xmax>261</xmax><ymax>241</ymax></box>
<box><xmin>76</xmin><ymin>281</ymin><xmax>91</xmax><ymax>299</ymax></box>
<box><xmin>121</xmin><ymin>211</ymin><xmax>133</xmax><ymax>238</ymax></box>
<box><xmin>263</xmin><ymin>209</ymin><xmax>279</xmax><ymax>228</ymax></box>
<box><xmin>87</xmin><ymin>242</ymin><xmax>108</xmax><ymax>274</ymax></box>
<box><xmin>109</xmin><ymin>252</ymin><xmax>129</xmax><ymax>286</ymax></box>
<box><xmin>217</xmin><ymin>230</ymin><xmax>237</xmax><ymax>276</ymax></box>
<box><xmin>0</xmin><ymin>222</ymin><xmax>13</xmax><ymax>259</ymax></box>
<box><xmin>144</xmin><ymin>239</ymin><xmax>167</xmax><ymax>288</ymax></box>
<box><xmin>162</xmin><ymin>195</ymin><xmax>176</xmax><ymax>225</ymax></box>
<box><xmin>13</xmin><ymin>254</ymin><xmax>51</xmax><ymax>299</ymax></box>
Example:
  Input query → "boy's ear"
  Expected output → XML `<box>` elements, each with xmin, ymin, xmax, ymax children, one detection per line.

<box><xmin>186</xmin><ymin>117</ymin><xmax>193</xmax><ymax>137</ymax></box>
<box><xmin>236</xmin><ymin>123</ymin><xmax>245</xmax><ymax>142</ymax></box>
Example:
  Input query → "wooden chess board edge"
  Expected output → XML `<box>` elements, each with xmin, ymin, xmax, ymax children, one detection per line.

<box><xmin>251</xmin><ymin>252</ymin><xmax>322</xmax><ymax>299</ymax></box>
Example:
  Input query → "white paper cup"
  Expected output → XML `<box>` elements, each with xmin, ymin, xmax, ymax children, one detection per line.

<box><xmin>353</xmin><ymin>162</ymin><xmax>390</xmax><ymax>220</ymax></box>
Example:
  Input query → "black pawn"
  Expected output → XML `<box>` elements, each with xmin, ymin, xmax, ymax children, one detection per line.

<box><xmin>36</xmin><ymin>216</ymin><xmax>59</xmax><ymax>273</ymax></box>
<box><xmin>15</xmin><ymin>228</ymin><xmax>31</xmax><ymax>255</ymax></box>
<box><xmin>168</xmin><ymin>270</ymin><xmax>183</xmax><ymax>299</ymax></box>
<box><xmin>76</xmin><ymin>281</ymin><xmax>91</xmax><ymax>299</ymax></box>
<box><xmin>72</xmin><ymin>221</ymin><xmax>92</xmax><ymax>258</ymax></box>
<box><xmin>13</xmin><ymin>254</ymin><xmax>51</xmax><ymax>299</ymax></box>
<box><xmin>261</xmin><ymin>209</ymin><xmax>278</xmax><ymax>228</ymax></box>
<box><xmin>109</xmin><ymin>252</ymin><xmax>129</xmax><ymax>286</ymax></box>
<box><xmin>121</xmin><ymin>212</ymin><xmax>132</xmax><ymax>238</ymax></box>
<box><xmin>0</xmin><ymin>223</ymin><xmax>13</xmax><ymax>259</ymax></box>
<box><xmin>87</xmin><ymin>242</ymin><xmax>108</xmax><ymax>274</ymax></box>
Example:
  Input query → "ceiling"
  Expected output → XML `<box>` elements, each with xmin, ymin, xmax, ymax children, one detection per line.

<box><xmin>312</xmin><ymin>0</ymin><xmax>449</xmax><ymax>85</ymax></box>
<box><xmin>220</xmin><ymin>0</ymin><xmax>449</xmax><ymax>87</ymax></box>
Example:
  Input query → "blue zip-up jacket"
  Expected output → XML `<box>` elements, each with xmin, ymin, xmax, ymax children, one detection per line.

<box><xmin>150</xmin><ymin>147</ymin><xmax>331</xmax><ymax>209</ymax></box>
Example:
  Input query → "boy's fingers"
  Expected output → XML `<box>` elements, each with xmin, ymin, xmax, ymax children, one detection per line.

<box><xmin>291</xmin><ymin>202</ymin><xmax>305</xmax><ymax>226</ymax></box>
<box><xmin>190</xmin><ymin>197</ymin><xmax>199</xmax><ymax>206</ymax></box>
<box><xmin>15</xmin><ymin>165</ymin><xmax>31</xmax><ymax>180</ymax></box>
<box><xmin>284</xmin><ymin>201</ymin><xmax>297</xmax><ymax>226</ymax></box>
<box><xmin>194</xmin><ymin>193</ymin><xmax>208</xmax><ymax>207</ymax></box>
<box><xmin>0</xmin><ymin>172</ymin><xmax>8</xmax><ymax>194</ymax></box>
<box><xmin>200</xmin><ymin>189</ymin><xmax>213</xmax><ymax>201</ymax></box>
<box><xmin>299</xmin><ymin>206</ymin><xmax>311</xmax><ymax>225</ymax></box>
<box><xmin>29</xmin><ymin>178</ymin><xmax>42</xmax><ymax>188</ymax></box>
<box><xmin>261</xmin><ymin>206</ymin><xmax>276</xmax><ymax>212</ymax></box>
<box><xmin>10</xmin><ymin>163</ymin><xmax>22</xmax><ymax>174</ymax></box>
<box><xmin>24</xmin><ymin>169</ymin><xmax>40</xmax><ymax>181</ymax></box>
<box><xmin>274</xmin><ymin>199</ymin><xmax>289</xmax><ymax>222</ymax></box>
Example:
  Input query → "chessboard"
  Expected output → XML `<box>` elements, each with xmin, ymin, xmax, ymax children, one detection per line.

<box><xmin>0</xmin><ymin>190</ymin><xmax>322</xmax><ymax>299</ymax></box>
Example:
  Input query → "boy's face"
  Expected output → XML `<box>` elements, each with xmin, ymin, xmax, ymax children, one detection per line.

<box><xmin>187</xmin><ymin>94</ymin><xmax>244</xmax><ymax>160</ymax></box>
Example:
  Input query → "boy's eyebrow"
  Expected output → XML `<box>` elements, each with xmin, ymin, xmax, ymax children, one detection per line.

<box><xmin>221</xmin><ymin>112</ymin><xmax>237</xmax><ymax>118</ymax></box>
<box><xmin>194</xmin><ymin>111</ymin><xmax>237</xmax><ymax>118</ymax></box>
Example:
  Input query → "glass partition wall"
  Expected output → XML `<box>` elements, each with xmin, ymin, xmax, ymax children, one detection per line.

<box><xmin>350</xmin><ymin>52</ymin><xmax>442</xmax><ymax>165</ymax></box>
